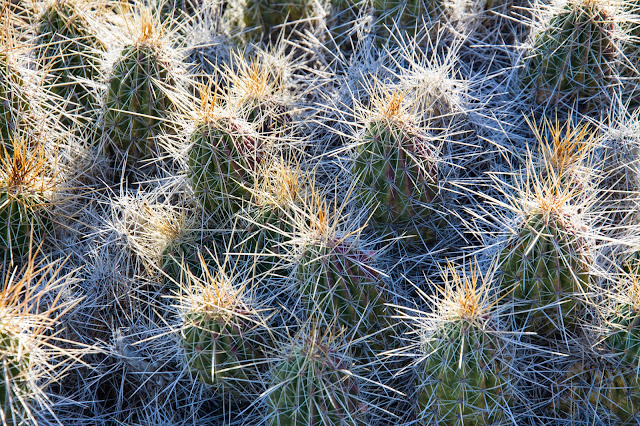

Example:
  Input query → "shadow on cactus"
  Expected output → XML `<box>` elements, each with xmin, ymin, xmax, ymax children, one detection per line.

<box><xmin>0</xmin><ymin>43</ymin><xmax>30</xmax><ymax>154</ymax></box>
<box><xmin>34</xmin><ymin>0</ymin><xmax>106</xmax><ymax>125</ymax></box>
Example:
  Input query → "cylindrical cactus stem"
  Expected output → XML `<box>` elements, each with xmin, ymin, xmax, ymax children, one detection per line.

<box><xmin>188</xmin><ymin>114</ymin><xmax>265</xmax><ymax>216</ymax></box>
<box><xmin>266</xmin><ymin>329</ymin><xmax>366</xmax><ymax>425</ymax></box>
<box><xmin>34</xmin><ymin>0</ymin><xmax>106</xmax><ymax>121</ymax></box>
<box><xmin>603</xmin><ymin>278</ymin><xmax>640</xmax><ymax>368</ymax></box>
<box><xmin>179</xmin><ymin>264</ymin><xmax>271</xmax><ymax>397</ymax></box>
<box><xmin>521</xmin><ymin>0</ymin><xmax>618</xmax><ymax>110</ymax></box>
<box><xmin>0</xmin><ymin>49</ymin><xmax>29</xmax><ymax>153</ymax></box>
<box><xmin>297</xmin><ymin>232</ymin><xmax>394</xmax><ymax>357</ymax></box>
<box><xmin>412</xmin><ymin>262</ymin><xmax>515</xmax><ymax>425</ymax></box>
<box><xmin>353</xmin><ymin>91</ymin><xmax>439</xmax><ymax>242</ymax></box>
<box><xmin>102</xmin><ymin>22</ymin><xmax>177</xmax><ymax>162</ymax></box>
<box><xmin>373</xmin><ymin>0</ymin><xmax>445</xmax><ymax>44</ymax></box>
<box><xmin>498</xmin><ymin>208</ymin><xmax>590</xmax><ymax>337</ymax></box>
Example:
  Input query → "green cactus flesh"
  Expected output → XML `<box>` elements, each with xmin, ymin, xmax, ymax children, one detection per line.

<box><xmin>605</xmin><ymin>304</ymin><xmax>640</xmax><ymax>368</ymax></box>
<box><xmin>182</xmin><ymin>307</ymin><xmax>267</xmax><ymax>396</ymax></box>
<box><xmin>498</xmin><ymin>211</ymin><xmax>589</xmax><ymax>335</ymax></box>
<box><xmin>557</xmin><ymin>361</ymin><xmax>640</xmax><ymax>423</ymax></box>
<box><xmin>373</xmin><ymin>0</ymin><xmax>444</xmax><ymax>41</ymax></box>
<box><xmin>162</xmin><ymin>232</ymin><xmax>220</xmax><ymax>286</ymax></box>
<box><xmin>297</xmin><ymin>238</ymin><xmax>393</xmax><ymax>354</ymax></box>
<box><xmin>267</xmin><ymin>342</ymin><xmax>363</xmax><ymax>426</ymax></box>
<box><xmin>188</xmin><ymin>117</ymin><xmax>263</xmax><ymax>215</ymax></box>
<box><xmin>35</xmin><ymin>0</ymin><xmax>105</xmax><ymax>119</ymax></box>
<box><xmin>353</xmin><ymin>119</ymin><xmax>438</xmax><ymax>239</ymax></box>
<box><xmin>103</xmin><ymin>42</ymin><xmax>175</xmax><ymax>160</ymax></box>
<box><xmin>417</xmin><ymin>320</ymin><xmax>513</xmax><ymax>425</ymax></box>
<box><xmin>521</xmin><ymin>1</ymin><xmax>616</xmax><ymax>107</ymax></box>
<box><xmin>0</xmin><ymin>53</ymin><xmax>29</xmax><ymax>151</ymax></box>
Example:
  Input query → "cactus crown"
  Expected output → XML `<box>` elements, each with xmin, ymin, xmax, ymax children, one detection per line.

<box><xmin>1</xmin><ymin>139</ymin><xmax>52</xmax><ymax>195</ymax></box>
<box><xmin>254</xmin><ymin>160</ymin><xmax>304</xmax><ymax>206</ymax></box>
<box><xmin>369</xmin><ymin>88</ymin><xmax>411</xmax><ymax>124</ymax></box>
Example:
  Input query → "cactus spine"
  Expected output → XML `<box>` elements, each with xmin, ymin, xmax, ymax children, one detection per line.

<box><xmin>267</xmin><ymin>331</ymin><xmax>364</xmax><ymax>425</ymax></box>
<box><xmin>103</xmin><ymin>22</ymin><xmax>176</xmax><ymax>161</ymax></box>
<box><xmin>353</xmin><ymin>91</ymin><xmax>439</xmax><ymax>241</ymax></box>
<box><xmin>521</xmin><ymin>0</ymin><xmax>617</xmax><ymax>108</ymax></box>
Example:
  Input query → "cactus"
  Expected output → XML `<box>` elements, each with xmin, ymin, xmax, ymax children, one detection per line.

<box><xmin>297</xmin><ymin>233</ymin><xmax>393</xmax><ymax>355</ymax></box>
<box><xmin>267</xmin><ymin>331</ymin><xmax>365</xmax><ymax>426</ymax></box>
<box><xmin>0</xmin><ymin>141</ymin><xmax>53</xmax><ymax>266</ymax></box>
<box><xmin>556</xmin><ymin>360</ymin><xmax>640</xmax><ymax>423</ymax></box>
<box><xmin>103</xmin><ymin>23</ymin><xmax>176</xmax><ymax>161</ymax></box>
<box><xmin>521</xmin><ymin>0</ymin><xmax>617</xmax><ymax>109</ymax></box>
<box><xmin>189</xmin><ymin>115</ymin><xmax>264</xmax><ymax>215</ymax></box>
<box><xmin>415</xmin><ymin>262</ymin><xmax>514</xmax><ymax>425</ymax></box>
<box><xmin>353</xmin><ymin>92</ymin><xmax>439</xmax><ymax>241</ymax></box>
<box><xmin>180</xmin><ymin>266</ymin><xmax>270</xmax><ymax>397</ymax></box>
<box><xmin>498</xmin><ymin>209</ymin><xmax>590</xmax><ymax>336</ymax></box>
<box><xmin>34</xmin><ymin>0</ymin><xmax>105</xmax><ymax>121</ymax></box>
<box><xmin>603</xmin><ymin>278</ymin><xmax>640</xmax><ymax>369</ymax></box>
<box><xmin>162</xmin><ymin>231</ymin><xmax>221</xmax><ymax>286</ymax></box>
<box><xmin>373</xmin><ymin>0</ymin><xmax>445</xmax><ymax>43</ymax></box>
<box><xmin>0</xmin><ymin>50</ymin><xmax>29</xmax><ymax>152</ymax></box>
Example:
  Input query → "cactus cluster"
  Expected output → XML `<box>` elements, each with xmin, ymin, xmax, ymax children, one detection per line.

<box><xmin>3</xmin><ymin>0</ymin><xmax>640</xmax><ymax>423</ymax></box>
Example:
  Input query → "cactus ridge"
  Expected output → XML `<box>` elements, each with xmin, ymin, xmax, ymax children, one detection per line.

<box><xmin>267</xmin><ymin>335</ymin><xmax>365</xmax><ymax>426</ymax></box>
<box><xmin>0</xmin><ymin>52</ymin><xmax>29</xmax><ymax>151</ymax></box>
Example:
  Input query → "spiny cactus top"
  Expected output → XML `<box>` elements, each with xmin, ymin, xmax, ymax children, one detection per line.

<box><xmin>521</xmin><ymin>0</ymin><xmax>617</xmax><ymax>109</ymax></box>
<box><xmin>0</xmin><ymin>141</ymin><xmax>54</xmax><ymax>266</ymax></box>
<box><xmin>353</xmin><ymin>92</ymin><xmax>439</xmax><ymax>239</ymax></box>
<box><xmin>189</xmin><ymin>114</ymin><xmax>264</xmax><ymax>216</ymax></box>
<box><xmin>414</xmin><ymin>263</ymin><xmax>515</xmax><ymax>425</ymax></box>
<box><xmin>0</xmin><ymin>51</ymin><xmax>28</xmax><ymax>151</ymax></box>
<box><xmin>499</xmin><ymin>207</ymin><xmax>590</xmax><ymax>336</ymax></box>
<box><xmin>35</xmin><ymin>0</ymin><xmax>105</xmax><ymax>119</ymax></box>
<box><xmin>103</xmin><ymin>23</ymin><xmax>176</xmax><ymax>161</ymax></box>
<box><xmin>180</xmin><ymin>268</ymin><xmax>270</xmax><ymax>397</ymax></box>
<box><xmin>604</xmin><ymin>279</ymin><xmax>640</xmax><ymax>368</ymax></box>
<box><xmin>267</xmin><ymin>332</ymin><xmax>365</xmax><ymax>426</ymax></box>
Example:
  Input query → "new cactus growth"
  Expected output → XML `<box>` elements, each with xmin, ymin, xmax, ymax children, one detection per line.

<box><xmin>180</xmin><ymin>262</ymin><xmax>270</xmax><ymax>397</ymax></box>
<box><xmin>353</xmin><ymin>90</ymin><xmax>439</xmax><ymax>241</ymax></box>
<box><xmin>239</xmin><ymin>162</ymin><xmax>304</xmax><ymax>273</ymax></box>
<box><xmin>414</xmin><ymin>261</ymin><xmax>514</xmax><ymax>425</ymax></box>
<box><xmin>498</xmin><ymin>187</ymin><xmax>590</xmax><ymax>336</ymax></box>
<box><xmin>34</xmin><ymin>0</ymin><xmax>105</xmax><ymax>120</ymax></box>
<box><xmin>267</xmin><ymin>329</ymin><xmax>365</xmax><ymax>425</ymax></box>
<box><xmin>103</xmin><ymin>22</ymin><xmax>176</xmax><ymax>161</ymax></box>
<box><xmin>521</xmin><ymin>0</ymin><xmax>617</xmax><ymax>109</ymax></box>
